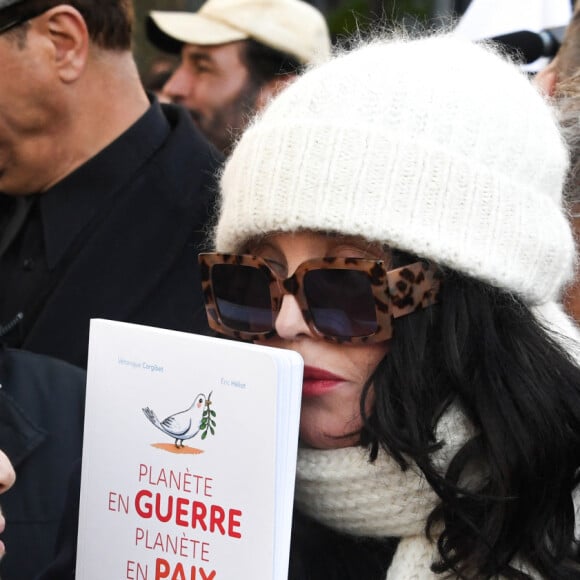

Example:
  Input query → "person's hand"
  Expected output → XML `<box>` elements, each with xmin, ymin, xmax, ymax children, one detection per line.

<box><xmin>0</xmin><ymin>450</ymin><xmax>16</xmax><ymax>561</ymax></box>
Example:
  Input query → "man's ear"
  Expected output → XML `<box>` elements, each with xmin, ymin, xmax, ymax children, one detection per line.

<box><xmin>534</xmin><ymin>61</ymin><xmax>559</xmax><ymax>97</ymax></box>
<box><xmin>38</xmin><ymin>5</ymin><xmax>89</xmax><ymax>83</ymax></box>
<box><xmin>255</xmin><ymin>74</ymin><xmax>296</xmax><ymax>111</ymax></box>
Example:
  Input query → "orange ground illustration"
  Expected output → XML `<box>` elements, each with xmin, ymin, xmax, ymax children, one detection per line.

<box><xmin>151</xmin><ymin>443</ymin><xmax>204</xmax><ymax>455</ymax></box>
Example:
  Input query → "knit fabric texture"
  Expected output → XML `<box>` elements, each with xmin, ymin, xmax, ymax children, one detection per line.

<box><xmin>294</xmin><ymin>403</ymin><xmax>543</xmax><ymax>579</ymax></box>
<box><xmin>295</xmin><ymin>445</ymin><xmax>541</xmax><ymax>579</ymax></box>
<box><xmin>294</xmin><ymin>404</ymin><xmax>473</xmax><ymax>538</ymax></box>
<box><xmin>215</xmin><ymin>34</ymin><xmax>574</xmax><ymax>305</ymax></box>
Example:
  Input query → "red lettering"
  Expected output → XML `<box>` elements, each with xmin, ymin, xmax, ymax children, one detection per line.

<box><xmin>203</xmin><ymin>477</ymin><xmax>213</xmax><ymax>497</ymax></box>
<box><xmin>155</xmin><ymin>558</ymin><xmax>171</xmax><ymax>579</ymax></box>
<box><xmin>155</xmin><ymin>559</ymin><xmax>216</xmax><ymax>580</ymax></box>
<box><xmin>156</xmin><ymin>494</ymin><xmax>173</xmax><ymax>523</ymax></box>
<box><xmin>229</xmin><ymin>509</ymin><xmax>242</xmax><ymax>539</ymax></box>
<box><xmin>191</xmin><ymin>501</ymin><xmax>207</xmax><ymax>532</ymax></box>
<box><xmin>175</xmin><ymin>497</ymin><xmax>188</xmax><ymax>527</ymax></box>
<box><xmin>170</xmin><ymin>562</ymin><xmax>186</xmax><ymax>580</ymax></box>
<box><xmin>135</xmin><ymin>490</ymin><xmax>242</xmax><ymax>538</ymax></box>
<box><xmin>209</xmin><ymin>505</ymin><xmax>225</xmax><ymax>535</ymax></box>
<box><xmin>135</xmin><ymin>489</ymin><xmax>153</xmax><ymax>518</ymax></box>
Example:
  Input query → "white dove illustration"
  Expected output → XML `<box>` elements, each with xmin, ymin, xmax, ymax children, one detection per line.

<box><xmin>143</xmin><ymin>393</ymin><xmax>209</xmax><ymax>448</ymax></box>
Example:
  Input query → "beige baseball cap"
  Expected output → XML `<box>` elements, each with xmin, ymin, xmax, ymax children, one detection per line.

<box><xmin>147</xmin><ymin>0</ymin><xmax>331</xmax><ymax>66</ymax></box>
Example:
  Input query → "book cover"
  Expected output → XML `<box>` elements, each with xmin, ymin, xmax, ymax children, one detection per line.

<box><xmin>76</xmin><ymin>319</ymin><xmax>303</xmax><ymax>580</ymax></box>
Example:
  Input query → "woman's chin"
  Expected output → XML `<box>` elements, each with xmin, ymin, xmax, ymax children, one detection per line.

<box><xmin>299</xmin><ymin>424</ymin><xmax>361</xmax><ymax>450</ymax></box>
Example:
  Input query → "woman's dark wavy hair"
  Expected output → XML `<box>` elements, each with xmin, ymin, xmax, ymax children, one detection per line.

<box><xmin>361</xmin><ymin>250</ymin><xmax>580</xmax><ymax>579</ymax></box>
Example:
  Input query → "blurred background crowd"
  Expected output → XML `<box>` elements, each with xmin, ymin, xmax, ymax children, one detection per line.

<box><xmin>136</xmin><ymin>0</ymin><xmax>564</xmax><ymax>81</ymax></box>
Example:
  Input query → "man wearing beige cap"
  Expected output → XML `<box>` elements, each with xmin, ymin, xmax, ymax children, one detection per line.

<box><xmin>147</xmin><ymin>0</ymin><xmax>331</xmax><ymax>153</ymax></box>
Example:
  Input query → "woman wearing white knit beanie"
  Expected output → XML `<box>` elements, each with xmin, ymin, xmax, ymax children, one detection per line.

<box><xmin>198</xmin><ymin>33</ymin><xmax>580</xmax><ymax>579</ymax></box>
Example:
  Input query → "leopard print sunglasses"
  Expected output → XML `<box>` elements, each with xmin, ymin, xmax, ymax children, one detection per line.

<box><xmin>198</xmin><ymin>253</ymin><xmax>441</xmax><ymax>344</ymax></box>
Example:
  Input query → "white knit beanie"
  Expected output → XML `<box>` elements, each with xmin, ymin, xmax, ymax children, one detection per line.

<box><xmin>215</xmin><ymin>34</ymin><xmax>574</xmax><ymax>305</ymax></box>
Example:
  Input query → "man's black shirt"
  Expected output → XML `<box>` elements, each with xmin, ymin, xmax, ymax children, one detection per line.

<box><xmin>0</xmin><ymin>100</ymin><xmax>171</xmax><ymax>347</ymax></box>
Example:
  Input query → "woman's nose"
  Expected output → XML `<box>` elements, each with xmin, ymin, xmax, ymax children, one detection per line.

<box><xmin>273</xmin><ymin>294</ymin><xmax>314</xmax><ymax>340</ymax></box>
<box><xmin>0</xmin><ymin>451</ymin><xmax>15</xmax><ymax>494</ymax></box>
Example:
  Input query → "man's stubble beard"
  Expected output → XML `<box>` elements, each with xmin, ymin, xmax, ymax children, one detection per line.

<box><xmin>190</xmin><ymin>80</ymin><xmax>261</xmax><ymax>155</ymax></box>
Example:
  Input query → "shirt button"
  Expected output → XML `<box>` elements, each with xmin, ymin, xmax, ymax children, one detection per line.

<box><xmin>22</xmin><ymin>258</ymin><xmax>35</xmax><ymax>271</ymax></box>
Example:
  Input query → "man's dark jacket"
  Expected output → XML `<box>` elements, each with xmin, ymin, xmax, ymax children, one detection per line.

<box><xmin>0</xmin><ymin>346</ymin><xmax>86</xmax><ymax>580</ymax></box>
<box><xmin>0</xmin><ymin>101</ymin><xmax>222</xmax><ymax>368</ymax></box>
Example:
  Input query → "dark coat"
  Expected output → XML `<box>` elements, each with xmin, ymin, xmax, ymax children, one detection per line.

<box><xmin>0</xmin><ymin>347</ymin><xmax>86</xmax><ymax>580</ymax></box>
<box><xmin>12</xmin><ymin>103</ymin><xmax>222</xmax><ymax>368</ymax></box>
<box><xmin>289</xmin><ymin>510</ymin><xmax>396</xmax><ymax>579</ymax></box>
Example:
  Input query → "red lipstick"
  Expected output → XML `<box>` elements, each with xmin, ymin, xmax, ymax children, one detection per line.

<box><xmin>302</xmin><ymin>366</ymin><xmax>345</xmax><ymax>398</ymax></box>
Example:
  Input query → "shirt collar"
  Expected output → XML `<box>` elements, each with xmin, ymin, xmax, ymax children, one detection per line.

<box><xmin>40</xmin><ymin>99</ymin><xmax>171</xmax><ymax>270</ymax></box>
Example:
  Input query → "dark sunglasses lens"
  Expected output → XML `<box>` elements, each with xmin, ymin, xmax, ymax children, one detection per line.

<box><xmin>211</xmin><ymin>264</ymin><xmax>273</xmax><ymax>333</ymax></box>
<box><xmin>304</xmin><ymin>269</ymin><xmax>378</xmax><ymax>338</ymax></box>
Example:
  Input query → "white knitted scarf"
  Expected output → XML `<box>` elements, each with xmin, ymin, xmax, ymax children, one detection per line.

<box><xmin>294</xmin><ymin>406</ymin><xmax>540</xmax><ymax>579</ymax></box>
<box><xmin>295</xmin><ymin>444</ymin><xmax>441</xmax><ymax>579</ymax></box>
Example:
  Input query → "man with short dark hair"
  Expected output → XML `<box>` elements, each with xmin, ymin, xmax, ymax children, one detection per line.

<box><xmin>0</xmin><ymin>3</ymin><xmax>221</xmax><ymax>577</ymax></box>
<box><xmin>0</xmin><ymin>0</ymin><xmax>222</xmax><ymax>369</ymax></box>
<box><xmin>147</xmin><ymin>0</ymin><xmax>331</xmax><ymax>153</ymax></box>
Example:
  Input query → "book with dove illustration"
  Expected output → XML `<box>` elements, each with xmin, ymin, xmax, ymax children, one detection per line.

<box><xmin>76</xmin><ymin>319</ymin><xmax>303</xmax><ymax>580</ymax></box>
